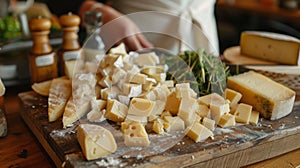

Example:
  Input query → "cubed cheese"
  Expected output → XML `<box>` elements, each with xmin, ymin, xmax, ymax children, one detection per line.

<box><xmin>234</xmin><ymin>103</ymin><xmax>252</xmax><ymax>124</ymax></box>
<box><xmin>163</xmin><ymin>116</ymin><xmax>185</xmax><ymax>132</ymax></box>
<box><xmin>202</xmin><ymin>117</ymin><xmax>216</xmax><ymax>131</ymax></box>
<box><xmin>186</xmin><ymin>122</ymin><xmax>213</xmax><ymax>143</ymax></box>
<box><xmin>178</xmin><ymin>97</ymin><xmax>198</xmax><ymax>126</ymax></box>
<box><xmin>249</xmin><ymin>110</ymin><xmax>260</xmax><ymax>125</ymax></box>
<box><xmin>223</xmin><ymin>88</ymin><xmax>242</xmax><ymax>108</ymax></box>
<box><xmin>104</xmin><ymin>99</ymin><xmax>128</xmax><ymax>122</ymax></box>
<box><xmin>128</xmin><ymin>98</ymin><xmax>155</xmax><ymax>117</ymax></box>
<box><xmin>165</xmin><ymin>92</ymin><xmax>181</xmax><ymax>115</ymax></box>
<box><xmin>153</xmin><ymin>118</ymin><xmax>165</xmax><ymax>134</ymax></box>
<box><xmin>218</xmin><ymin>114</ymin><xmax>236</xmax><ymax>127</ymax></box>
<box><xmin>227</xmin><ymin>71</ymin><xmax>296</xmax><ymax>120</ymax></box>
<box><xmin>123</xmin><ymin>122</ymin><xmax>150</xmax><ymax>147</ymax></box>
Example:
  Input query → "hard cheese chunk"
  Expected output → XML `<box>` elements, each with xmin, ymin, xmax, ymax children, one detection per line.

<box><xmin>104</xmin><ymin>99</ymin><xmax>128</xmax><ymax>122</ymax></box>
<box><xmin>48</xmin><ymin>78</ymin><xmax>72</xmax><ymax>122</ymax></box>
<box><xmin>128</xmin><ymin>98</ymin><xmax>155</xmax><ymax>117</ymax></box>
<box><xmin>186</xmin><ymin>122</ymin><xmax>213</xmax><ymax>143</ymax></box>
<box><xmin>123</xmin><ymin>121</ymin><xmax>150</xmax><ymax>147</ymax></box>
<box><xmin>240</xmin><ymin>31</ymin><xmax>300</xmax><ymax>65</ymax></box>
<box><xmin>77</xmin><ymin>124</ymin><xmax>117</xmax><ymax>160</ymax></box>
<box><xmin>227</xmin><ymin>71</ymin><xmax>296</xmax><ymax>120</ymax></box>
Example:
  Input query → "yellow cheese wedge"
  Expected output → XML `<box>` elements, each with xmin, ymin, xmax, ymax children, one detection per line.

<box><xmin>64</xmin><ymin>60</ymin><xmax>77</xmax><ymax>79</ymax></box>
<box><xmin>123</xmin><ymin>121</ymin><xmax>150</xmax><ymax>147</ymax></box>
<box><xmin>227</xmin><ymin>71</ymin><xmax>296</xmax><ymax>120</ymax></box>
<box><xmin>186</xmin><ymin>122</ymin><xmax>213</xmax><ymax>143</ymax></box>
<box><xmin>77</xmin><ymin>124</ymin><xmax>117</xmax><ymax>160</ymax></box>
<box><xmin>48</xmin><ymin>78</ymin><xmax>72</xmax><ymax>122</ymax></box>
<box><xmin>223</xmin><ymin>88</ymin><xmax>242</xmax><ymax>108</ymax></box>
<box><xmin>240</xmin><ymin>31</ymin><xmax>300</xmax><ymax>65</ymax></box>
<box><xmin>31</xmin><ymin>79</ymin><xmax>52</xmax><ymax>96</ymax></box>
<box><xmin>62</xmin><ymin>96</ymin><xmax>91</xmax><ymax>128</ymax></box>
<box><xmin>0</xmin><ymin>78</ymin><xmax>5</xmax><ymax>96</ymax></box>
<box><xmin>249</xmin><ymin>110</ymin><xmax>260</xmax><ymax>125</ymax></box>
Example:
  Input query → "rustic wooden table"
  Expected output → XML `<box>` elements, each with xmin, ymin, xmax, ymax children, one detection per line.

<box><xmin>0</xmin><ymin>86</ymin><xmax>299</xmax><ymax>168</ymax></box>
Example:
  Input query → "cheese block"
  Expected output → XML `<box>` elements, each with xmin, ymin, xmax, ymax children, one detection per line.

<box><xmin>128</xmin><ymin>98</ymin><xmax>155</xmax><ymax>117</ymax></box>
<box><xmin>227</xmin><ymin>71</ymin><xmax>296</xmax><ymax>120</ymax></box>
<box><xmin>0</xmin><ymin>78</ymin><xmax>5</xmax><ymax>96</ymax></box>
<box><xmin>62</xmin><ymin>96</ymin><xmax>91</xmax><ymax>128</ymax></box>
<box><xmin>186</xmin><ymin>122</ymin><xmax>213</xmax><ymax>143</ymax></box>
<box><xmin>77</xmin><ymin>124</ymin><xmax>117</xmax><ymax>160</ymax></box>
<box><xmin>240</xmin><ymin>31</ymin><xmax>300</xmax><ymax>65</ymax></box>
<box><xmin>48</xmin><ymin>78</ymin><xmax>72</xmax><ymax>122</ymax></box>
<box><xmin>123</xmin><ymin>121</ymin><xmax>150</xmax><ymax>147</ymax></box>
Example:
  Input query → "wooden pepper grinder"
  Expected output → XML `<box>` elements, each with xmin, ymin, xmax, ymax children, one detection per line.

<box><xmin>29</xmin><ymin>16</ymin><xmax>58</xmax><ymax>83</ymax></box>
<box><xmin>58</xmin><ymin>12</ymin><xmax>81</xmax><ymax>75</ymax></box>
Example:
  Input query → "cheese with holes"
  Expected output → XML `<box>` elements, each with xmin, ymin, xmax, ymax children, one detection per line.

<box><xmin>123</xmin><ymin>121</ymin><xmax>150</xmax><ymax>147</ymax></box>
<box><xmin>227</xmin><ymin>71</ymin><xmax>296</xmax><ymax>120</ymax></box>
<box><xmin>186</xmin><ymin>122</ymin><xmax>213</xmax><ymax>143</ymax></box>
<box><xmin>240</xmin><ymin>31</ymin><xmax>300</xmax><ymax>65</ymax></box>
<box><xmin>77</xmin><ymin>124</ymin><xmax>117</xmax><ymax>160</ymax></box>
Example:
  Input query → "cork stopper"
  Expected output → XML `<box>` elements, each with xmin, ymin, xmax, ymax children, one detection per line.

<box><xmin>29</xmin><ymin>16</ymin><xmax>51</xmax><ymax>32</ymax></box>
<box><xmin>59</xmin><ymin>12</ymin><xmax>81</xmax><ymax>27</ymax></box>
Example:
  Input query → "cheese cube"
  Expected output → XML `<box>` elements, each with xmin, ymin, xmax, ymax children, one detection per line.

<box><xmin>223</xmin><ymin>88</ymin><xmax>242</xmax><ymax>108</ymax></box>
<box><xmin>104</xmin><ymin>99</ymin><xmax>128</xmax><ymax>122</ymax></box>
<box><xmin>142</xmin><ymin>78</ymin><xmax>156</xmax><ymax>92</ymax></box>
<box><xmin>218</xmin><ymin>114</ymin><xmax>236</xmax><ymax>128</ymax></box>
<box><xmin>165</xmin><ymin>92</ymin><xmax>181</xmax><ymax>115</ymax></box>
<box><xmin>138</xmin><ymin>90</ymin><xmax>156</xmax><ymax>101</ymax></box>
<box><xmin>128</xmin><ymin>98</ymin><xmax>155</xmax><ymax>117</ymax></box>
<box><xmin>234</xmin><ymin>103</ymin><xmax>252</xmax><ymax>124</ymax></box>
<box><xmin>186</xmin><ymin>122</ymin><xmax>213</xmax><ymax>143</ymax></box>
<box><xmin>149</xmin><ymin>73</ymin><xmax>166</xmax><ymax>82</ymax></box>
<box><xmin>141</xmin><ymin>65</ymin><xmax>165</xmax><ymax>76</ymax></box>
<box><xmin>227</xmin><ymin>71</ymin><xmax>296</xmax><ymax>120</ymax></box>
<box><xmin>240</xmin><ymin>31</ymin><xmax>300</xmax><ymax>65</ymax></box>
<box><xmin>122</xmin><ymin>83</ymin><xmax>142</xmax><ymax>98</ymax></box>
<box><xmin>161</xmin><ymin>80</ymin><xmax>175</xmax><ymax>88</ymax></box>
<box><xmin>123</xmin><ymin>122</ymin><xmax>150</xmax><ymax>147</ymax></box>
<box><xmin>153</xmin><ymin>85</ymin><xmax>170</xmax><ymax>101</ymax></box>
<box><xmin>163</xmin><ymin>116</ymin><xmax>185</xmax><ymax>132</ymax></box>
<box><xmin>151</xmin><ymin>100</ymin><xmax>166</xmax><ymax>116</ymax></box>
<box><xmin>77</xmin><ymin>124</ymin><xmax>117</xmax><ymax>160</ymax></box>
<box><xmin>202</xmin><ymin>117</ymin><xmax>216</xmax><ymax>131</ymax></box>
<box><xmin>210</xmin><ymin>102</ymin><xmax>230</xmax><ymax>124</ymax></box>
<box><xmin>125</xmin><ymin>114</ymin><xmax>148</xmax><ymax>125</ymax></box>
<box><xmin>112</xmin><ymin>68</ymin><xmax>127</xmax><ymax>84</ymax></box>
<box><xmin>249</xmin><ymin>110</ymin><xmax>260</xmax><ymax>125</ymax></box>
<box><xmin>198</xmin><ymin>93</ymin><xmax>226</xmax><ymax>107</ymax></box>
<box><xmin>135</xmin><ymin>52</ymin><xmax>159</xmax><ymax>66</ymax></box>
<box><xmin>196</xmin><ymin>104</ymin><xmax>211</xmax><ymax>118</ymax></box>
<box><xmin>109</xmin><ymin>43</ymin><xmax>127</xmax><ymax>56</ymax></box>
<box><xmin>153</xmin><ymin>118</ymin><xmax>165</xmax><ymax>134</ymax></box>
<box><xmin>160</xmin><ymin>110</ymin><xmax>172</xmax><ymax>119</ymax></box>
<box><xmin>178</xmin><ymin>97</ymin><xmax>198</xmax><ymax>126</ymax></box>
<box><xmin>126</xmin><ymin>72</ymin><xmax>147</xmax><ymax>84</ymax></box>
<box><xmin>118</xmin><ymin>95</ymin><xmax>131</xmax><ymax>106</ymax></box>
<box><xmin>100</xmin><ymin>86</ymin><xmax>120</xmax><ymax>100</ymax></box>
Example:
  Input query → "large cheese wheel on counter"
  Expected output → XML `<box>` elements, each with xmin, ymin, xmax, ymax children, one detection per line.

<box><xmin>240</xmin><ymin>31</ymin><xmax>300</xmax><ymax>65</ymax></box>
<box><xmin>227</xmin><ymin>71</ymin><xmax>296</xmax><ymax>120</ymax></box>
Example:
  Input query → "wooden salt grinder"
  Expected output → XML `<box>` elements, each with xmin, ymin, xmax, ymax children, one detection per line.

<box><xmin>29</xmin><ymin>17</ymin><xmax>58</xmax><ymax>83</ymax></box>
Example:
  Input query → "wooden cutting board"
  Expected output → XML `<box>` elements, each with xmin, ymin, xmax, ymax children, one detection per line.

<box><xmin>18</xmin><ymin>91</ymin><xmax>300</xmax><ymax>168</ymax></box>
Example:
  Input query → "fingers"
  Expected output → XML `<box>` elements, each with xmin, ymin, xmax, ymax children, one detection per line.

<box><xmin>136</xmin><ymin>33</ymin><xmax>154</xmax><ymax>49</ymax></box>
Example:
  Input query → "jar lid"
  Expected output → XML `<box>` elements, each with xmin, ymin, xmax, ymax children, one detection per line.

<box><xmin>29</xmin><ymin>16</ymin><xmax>51</xmax><ymax>31</ymax></box>
<box><xmin>59</xmin><ymin>12</ymin><xmax>81</xmax><ymax>27</ymax></box>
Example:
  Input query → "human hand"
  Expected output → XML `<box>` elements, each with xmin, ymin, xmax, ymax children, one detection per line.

<box><xmin>80</xmin><ymin>1</ymin><xmax>153</xmax><ymax>51</ymax></box>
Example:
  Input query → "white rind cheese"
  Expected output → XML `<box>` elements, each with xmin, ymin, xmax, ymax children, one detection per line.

<box><xmin>240</xmin><ymin>31</ymin><xmax>300</xmax><ymax>65</ymax></box>
<box><xmin>227</xmin><ymin>71</ymin><xmax>296</xmax><ymax>120</ymax></box>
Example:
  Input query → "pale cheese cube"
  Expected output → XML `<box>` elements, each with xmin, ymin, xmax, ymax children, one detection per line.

<box><xmin>98</xmin><ymin>75</ymin><xmax>112</xmax><ymax>88</ymax></box>
<box><xmin>218</xmin><ymin>114</ymin><xmax>236</xmax><ymax>128</ymax></box>
<box><xmin>138</xmin><ymin>90</ymin><xmax>156</xmax><ymax>101</ymax></box>
<box><xmin>186</xmin><ymin>122</ymin><xmax>213</xmax><ymax>143</ymax></box>
<box><xmin>160</xmin><ymin>110</ymin><xmax>172</xmax><ymax>119</ymax></box>
<box><xmin>153</xmin><ymin>85</ymin><xmax>170</xmax><ymax>101</ymax></box>
<box><xmin>234</xmin><ymin>103</ymin><xmax>252</xmax><ymax>124</ymax></box>
<box><xmin>161</xmin><ymin>80</ymin><xmax>175</xmax><ymax>88</ymax></box>
<box><xmin>178</xmin><ymin>97</ymin><xmax>198</xmax><ymax>126</ymax></box>
<box><xmin>135</xmin><ymin>52</ymin><xmax>159</xmax><ymax>66</ymax></box>
<box><xmin>118</xmin><ymin>95</ymin><xmax>131</xmax><ymax>106</ymax></box>
<box><xmin>141</xmin><ymin>65</ymin><xmax>165</xmax><ymax>76</ymax></box>
<box><xmin>210</xmin><ymin>102</ymin><xmax>230</xmax><ymax>124</ymax></box>
<box><xmin>196</xmin><ymin>104</ymin><xmax>211</xmax><ymax>118</ymax></box>
<box><xmin>223</xmin><ymin>88</ymin><xmax>242</xmax><ymax>108</ymax></box>
<box><xmin>202</xmin><ymin>117</ymin><xmax>216</xmax><ymax>131</ymax></box>
<box><xmin>104</xmin><ymin>99</ymin><xmax>128</xmax><ymax>122</ymax></box>
<box><xmin>142</xmin><ymin>77</ymin><xmax>157</xmax><ymax>92</ymax></box>
<box><xmin>125</xmin><ymin>114</ymin><xmax>148</xmax><ymax>125</ymax></box>
<box><xmin>198</xmin><ymin>93</ymin><xmax>226</xmax><ymax>106</ymax></box>
<box><xmin>100</xmin><ymin>86</ymin><xmax>120</xmax><ymax>100</ymax></box>
<box><xmin>77</xmin><ymin>124</ymin><xmax>117</xmax><ymax>160</ymax></box>
<box><xmin>122</xmin><ymin>83</ymin><xmax>142</xmax><ymax>98</ymax></box>
<box><xmin>126</xmin><ymin>72</ymin><xmax>147</xmax><ymax>84</ymax></box>
<box><xmin>123</xmin><ymin>122</ymin><xmax>150</xmax><ymax>147</ymax></box>
<box><xmin>109</xmin><ymin>42</ymin><xmax>127</xmax><ymax>56</ymax></box>
<box><xmin>112</xmin><ymin>68</ymin><xmax>126</xmax><ymax>84</ymax></box>
<box><xmin>227</xmin><ymin>71</ymin><xmax>296</xmax><ymax>120</ymax></box>
<box><xmin>165</xmin><ymin>92</ymin><xmax>181</xmax><ymax>115</ymax></box>
<box><xmin>163</xmin><ymin>116</ymin><xmax>185</xmax><ymax>132</ymax></box>
<box><xmin>249</xmin><ymin>110</ymin><xmax>260</xmax><ymax>125</ymax></box>
<box><xmin>153</xmin><ymin>118</ymin><xmax>165</xmax><ymax>134</ymax></box>
<box><xmin>149</xmin><ymin>73</ymin><xmax>166</xmax><ymax>82</ymax></box>
<box><xmin>128</xmin><ymin>98</ymin><xmax>155</xmax><ymax>117</ymax></box>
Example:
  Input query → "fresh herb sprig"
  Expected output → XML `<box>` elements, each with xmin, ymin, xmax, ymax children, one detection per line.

<box><xmin>164</xmin><ymin>49</ymin><xmax>230</xmax><ymax>96</ymax></box>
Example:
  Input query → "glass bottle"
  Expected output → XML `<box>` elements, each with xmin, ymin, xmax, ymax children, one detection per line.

<box><xmin>83</xmin><ymin>11</ymin><xmax>106</xmax><ymax>62</ymax></box>
<box><xmin>28</xmin><ymin>16</ymin><xmax>58</xmax><ymax>83</ymax></box>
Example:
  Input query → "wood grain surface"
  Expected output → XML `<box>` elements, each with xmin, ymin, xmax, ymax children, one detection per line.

<box><xmin>17</xmin><ymin>91</ymin><xmax>300</xmax><ymax>168</ymax></box>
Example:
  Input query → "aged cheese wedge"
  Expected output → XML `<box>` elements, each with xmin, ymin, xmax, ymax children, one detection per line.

<box><xmin>31</xmin><ymin>79</ymin><xmax>52</xmax><ymax>96</ymax></box>
<box><xmin>240</xmin><ymin>31</ymin><xmax>300</xmax><ymax>65</ymax></box>
<box><xmin>186</xmin><ymin>122</ymin><xmax>213</xmax><ymax>143</ymax></box>
<box><xmin>227</xmin><ymin>71</ymin><xmax>296</xmax><ymax>120</ymax></box>
<box><xmin>77</xmin><ymin>124</ymin><xmax>117</xmax><ymax>160</ymax></box>
<box><xmin>48</xmin><ymin>78</ymin><xmax>72</xmax><ymax>122</ymax></box>
<box><xmin>62</xmin><ymin>96</ymin><xmax>91</xmax><ymax>128</ymax></box>
<box><xmin>0</xmin><ymin>78</ymin><xmax>5</xmax><ymax>96</ymax></box>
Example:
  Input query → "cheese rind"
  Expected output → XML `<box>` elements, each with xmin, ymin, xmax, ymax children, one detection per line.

<box><xmin>227</xmin><ymin>71</ymin><xmax>296</xmax><ymax>120</ymax></box>
<box><xmin>77</xmin><ymin>124</ymin><xmax>117</xmax><ymax>160</ymax></box>
<box><xmin>240</xmin><ymin>31</ymin><xmax>300</xmax><ymax>65</ymax></box>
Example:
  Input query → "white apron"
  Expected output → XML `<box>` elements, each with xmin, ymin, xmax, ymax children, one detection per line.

<box><xmin>111</xmin><ymin>0</ymin><xmax>219</xmax><ymax>55</ymax></box>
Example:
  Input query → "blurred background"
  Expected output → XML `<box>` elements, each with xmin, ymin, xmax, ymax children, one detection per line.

<box><xmin>0</xmin><ymin>0</ymin><xmax>300</xmax><ymax>86</ymax></box>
